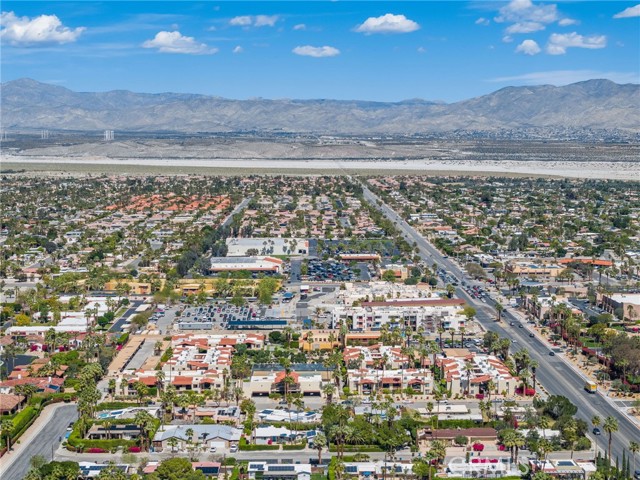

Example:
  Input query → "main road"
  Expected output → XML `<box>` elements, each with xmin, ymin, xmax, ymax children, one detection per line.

<box><xmin>0</xmin><ymin>404</ymin><xmax>77</xmax><ymax>480</ymax></box>
<box><xmin>361</xmin><ymin>183</ymin><xmax>638</xmax><ymax>464</ymax></box>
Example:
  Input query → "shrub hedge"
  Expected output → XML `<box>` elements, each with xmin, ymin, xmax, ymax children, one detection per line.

<box><xmin>282</xmin><ymin>441</ymin><xmax>307</xmax><ymax>450</ymax></box>
<box><xmin>238</xmin><ymin>438</ymin><xmax>279</xmax><ymax>451</ymax></box>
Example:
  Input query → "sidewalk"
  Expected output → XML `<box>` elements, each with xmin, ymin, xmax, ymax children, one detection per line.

<box><xmin>0</xmin><ymin>402</ymin><xmax>74</xmax><ymax>475</ymax></box>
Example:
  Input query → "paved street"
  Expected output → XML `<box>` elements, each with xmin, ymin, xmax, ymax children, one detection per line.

<box><xmin>361</xmin><ymin>183</ymin><xmax>639</xmax><ymax>465</ymax></box>
<box><xmin>109</xmin><ymin>300</ymin><xmax>143</xmax><ymax>333</ymax></box>
<box><xmin>222</xmin><ymin>197</ymin><xmax>252</xmax><ymax>228</ymax></box>
<box><xmin>0</xmin><ymin>404</ymin><xmax>77</xmax><ymax>480</ymax></box>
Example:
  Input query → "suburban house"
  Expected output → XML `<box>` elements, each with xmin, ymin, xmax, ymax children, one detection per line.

<box><xmin>247</xmin><ymin>462</ymin><xmax>312</xmax><ymax>480</ymax></box>
<box><xmin>152</xmin><ymin>424</ymin><xmax>241</xmax><ymax>452</ymax></box>
<box><xmin>87</xmin><ymin>424</ymin><xmax>141</xmax><ymax>440</ymax></box>
<box><xmin>0</xmin><ymin>393</ymin><xmax>26</xmax><ymax>415</ymax></box>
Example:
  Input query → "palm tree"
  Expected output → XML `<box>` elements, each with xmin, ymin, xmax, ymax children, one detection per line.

<box><xmin>429</xmin><ymin>440</ymin><xmax>446</xmax><ymax>465</ymax></box>
<box><xmin>513</xmin><ymin>430</ymin><xmax>525</xmax><ymax>463</ymax></box>
<box><xmin>501</xmin><ymin>430</ymin><xmax>517</xmax><ymax>463</ymax></box>
<box><xmin>536</xmin><ymin>439</ymin><xmax>552</xmax><ymax>475</ymax></box>
<box><xmin>134</xmin><ymin>410</ymin><xmax>155</xmax><ymax>451</ymax></box>
<box><xmin>167</xmin><ymin>437</ymin><xmax>179</xmax><ymax>455</ymax></box>
<box><xmin>630</xmin><ymin>441</ymin><xmax>640</xmax><ymax>477</ymax></box>
<box><xmin>314</xmin><ymin>432</ymin><xmax>327</xmax><ymax>464</ymax></box>
<box><xmin>591</xmin><ymin>416</ymin><xmax>601</xmax><ymax>454</ymax></box>
<box><xmin>322</xmin><ymin>383</ymin><xmax>336</xmax><ymax>405</ymax></box>
<box><xmin>495</xmin><ymin>302</ymin><xmax>504</xmax><ymax>322</ymax></box>
<box><xmin>603</xmin><ymin>416</ymin><xmax>618</xmax><ymax>460</ymax></box>
<box><xmin>108</xmin><ymin>379</ymin><xmax>116</xmax><ymax>399</ymax></box>
<box><xmin>1</xmin><ymin>418</ymin><xmax>13</xmax><ymax>451</ymax></box>
<box><xmin>103</xmin><ymin>419</ymin><xmax>113</xmax><ymax>440</ymax></box>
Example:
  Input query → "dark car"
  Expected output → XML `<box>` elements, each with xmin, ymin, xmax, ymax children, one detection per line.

<box><xmin>529</xmin><ymin>333</ymin><xmax>535</xmax><ymax>338</ymax></box>
<box><xmin>518</xmin><ymin>324</ymin><xmax>524</xmax><ymax>328</ymax></box>
<box><xmin>592</xmin><ymin>427</ymin><xmax>601</xmax><ymax>435</ymax></box>
<box><xmin>549</xmin><ymin>351</ymin><xmax>555</xmax><ymax>356</ymax></box>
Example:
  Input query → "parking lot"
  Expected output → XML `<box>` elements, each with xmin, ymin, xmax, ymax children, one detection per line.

<box><xmin>305</xmin><ymin>259</ymin><xmax>360</xmax><ymax>282</ymax></box>
<box><xmin>181</xmin><ymin>302</ymin><xmax>263</xmax><ymax>329</ymax></box>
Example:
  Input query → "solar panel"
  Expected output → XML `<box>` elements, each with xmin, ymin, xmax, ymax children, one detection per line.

<box><xmin>269</xmin><ymin>465</ymin><xmax>295</xmax><ymax>472</ymax></box>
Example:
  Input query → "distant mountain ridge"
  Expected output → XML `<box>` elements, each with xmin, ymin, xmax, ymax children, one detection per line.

<box><xmin>1</xmin><ymin>78</ymin><xmax>638</xmax><ymax>134</ymax></box>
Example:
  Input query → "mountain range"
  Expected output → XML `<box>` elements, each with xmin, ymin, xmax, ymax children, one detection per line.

<box><xmin>1</xmin><ymin>78</ymin><xmax>638</xmax><ymax>134</ymax></box>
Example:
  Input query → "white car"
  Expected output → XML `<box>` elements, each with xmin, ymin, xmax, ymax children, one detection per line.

<box><xmin>230</xmin><ymin>444</ymin><xmax>238</xmax><ymax>453</ymax></box>
<box><xmin>210</xmin><ymin>446</ymin><xmax>217</xmax><ymax>453</ymax></box>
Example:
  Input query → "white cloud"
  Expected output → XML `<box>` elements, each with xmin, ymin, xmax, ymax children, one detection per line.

<box><xmin>558</xmin><ymin>18</ymin><xmax>578</xmax><ymax>26</ymax></box>
<box><xmin>490</xmin><ymin>69</ymin><xmax>639</xmax><ymax>85</ymax></box>
<box><xmin>229</xmin><ymin>15</ymin><xmax>279</xmax><ymax>27</ymax></box>
<box><xmin>516</xmin><ymin>39</ymin><xmax>541</xmax><ymax>55</ymax></box>
<box><xmin>502</xmin><ymin>35</ymin><xmax>514</xmax><ymax>43</ymax></box>
<box><xmin>355</xmin><ymin>14</ymin><xmax>420</xmax><ymax>34</ymax></box>
<box><xmin>142</xmin><ymin>31</ymin><xmax>216</xmax><ymax>54</ymax></box>
<box><xmin>229</xmin><ymin>16</ymin><xmax>252</xmax><ymax>26</ymax></box>
<box><xmin>506</xmin><ymin>21</ymin><xmax>544</xmax><ymax>34</ymax></box>
<box><xmin>495</xmin><ymin>0</ymin><xmax>558</xmax><ymax>25</ymax></box>
<box><xmin>292</xmin><ymin>45</ymin><xmax>340</xmax><ymax>58</ymax></box>
<box><xmin>613</xmin><ymin>4</ymin><xmax>640</xmax><ymax>18</ymax></box>
<box><xmin>293</xmin><ymin>23</ymin><xmax>306</xmax><ymax>31</ymax></box>
<box><xmin>0</xmin><ymin>11</ymin><xmax>85</xmax><ymax>46</ymax></box>
<box><xmin>233</xmin><ymin>45</ymin><xmax>243</xmax><ymax>54</ymax></box>
<box><xmin>417</xmin><ymin>46</ymin><xmax>426</xmax><ymax>54</ymax></box>
<box><xmin>254</xmin><ymin>15</ymin><xmax>279</xmax><ymax>27</ymax></box>
<box><xmin>475</xmin><ymin>17</ymin><xmax>490</xmax><ymax>26</ymax></box>
<box><xmin>546</xmin><ymin>32</ymin><xmax>606</xmax><ymax>55</ymax></box>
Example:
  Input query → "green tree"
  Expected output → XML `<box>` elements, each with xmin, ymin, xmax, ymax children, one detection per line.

<box><xmin>148</xmin><ymin>457</ymin><xmax>205</xmax><ymax>480</ymax></box>
<box><xmin>96</xmin><ymin>463</ymin><xmax>127</xmax><ymax>480</ymax></box>
<box><xmin>257</xmin><ymin>277</ymin><xmax>278</xmax><ymax>304</ymax></box>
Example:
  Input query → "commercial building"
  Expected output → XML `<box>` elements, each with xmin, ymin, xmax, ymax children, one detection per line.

<box><xmin>244</xmin><ymin>370</ymin><xmax>323</xmax><ymax>397</ymax></box>
<box><xmin>226</xmin><ymin>238</ymin><xmax>309</xmax><ymax>257</ymax></box>
<box><xmin>437</xmin><ymin>353</ymin><xmax>519</xmax><ymax>397</ymax></box>
<box><xmin>331</xmin><ymin>298</ymin><xmax>467</xmax><ymax>332</ymax></box>
<box><xmin>210</xmin><ymin>256</ymin><xmax>283</xmax><ymax>274</ymax></box>
<box><xmin>346</xmin><ymin>368</ymin><xmax>433</xmax><ymax>396</ymax></box>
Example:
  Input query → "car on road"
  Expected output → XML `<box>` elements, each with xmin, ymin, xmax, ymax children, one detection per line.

<box><xmin>509</xmin><ymin>322</ymin><xmax>515</xmax><ymax>326</ymax></box>
<box><xmin>518</xmin><ymin>324</ymin><xmax>524</xmax><ymax>328</ymax></box>
<box><xmin>529</xmin><ymin>333</ymin><xmax>535</xmax><ymax>338</ymax></box>
<box><xmin>67</xmin><ymin>422</ymin><xmax>74</xmax><ymax>431</ymax></box>
<box><xmin>592</xmin><ymin>427</ymin><xmax>601</xmax><ymax>435</ymax></box>
<box><xmin>549</xmin><ymin>351</ymin><xmax>555</xmax><ymax>356</ymax></box>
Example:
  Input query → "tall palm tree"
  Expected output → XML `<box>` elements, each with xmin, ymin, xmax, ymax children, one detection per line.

<box><xmin>536</xmin><ymin>439</ymin><xmax>552</xmax><ymax>475</ymax></box>
<box><xmin>630</xmin><ymin>441</ymin><xmax>640</xmax><ymax>477</ymax></box>
<box><xmin>603</xmin><ymin>416</ymin><xmax>618</xmax><ymax>460</ymax></box>
<box><xmin>591</xmin><ymin>416</ymin><xmax>601</xmax><ymax>455</ymax></box>
<box><xmin>314</xmin><ymin>432</ymin><xmax>327</xmax><ymax>464</ymax></box>
<box><xmin>322</xmin><ymin>383</ymin><xmax>336</xmax><ymax>405</ymax></box>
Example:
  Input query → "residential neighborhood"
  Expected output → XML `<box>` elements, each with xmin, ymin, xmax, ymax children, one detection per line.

<box><xmin>0</xmin><ymin>173</ymin><xmax>638</xmax><ymax>480</ymax></box>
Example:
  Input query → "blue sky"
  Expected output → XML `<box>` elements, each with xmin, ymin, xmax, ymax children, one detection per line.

<box><xmin>1</xmin><ymin>1</ymin><xmax>639</xmax><ymax>102</ymax></box>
